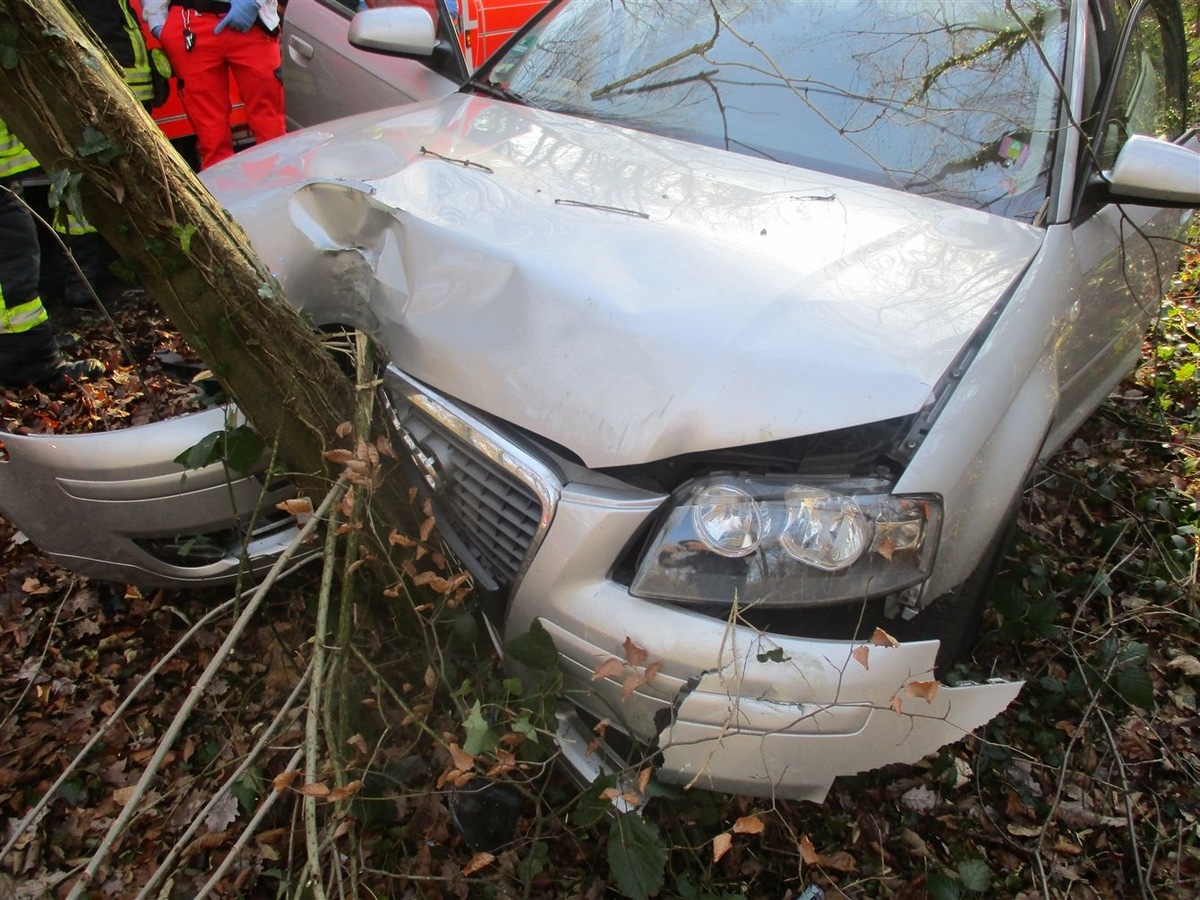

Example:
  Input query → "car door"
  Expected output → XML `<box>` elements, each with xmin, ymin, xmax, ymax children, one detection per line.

<box><xmin>1053</xmin><ymin>0</ymin><xmax>1192</xmax><ymax>444</ymax></box>
<box><xmin>281</xmin><ymin>0</ymin><xmax>468</xmax><ymax>131</ymax></box>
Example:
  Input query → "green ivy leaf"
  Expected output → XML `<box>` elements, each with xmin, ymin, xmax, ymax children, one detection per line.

<box><xmin>511</xmin><ymin>714</ymin><xmax>539</xmax><ymax>744</ymax></box>
<box><xmin>607</xmin><ymin>812</ymin><xmax>666</xmax><ymax>900</ymax></box>
<box><xmin>573</xmin><ymin>774</ymin><xmax>619</xmax><ymax>829</ymax></box>
<box><xmin>173</xmin><ymin>425</ymin><xmax>263</xmax><ymax>475</ymax></box>
<box><xmin>175</xmin><ymin>429</ymin><xmax>223</xmax><ymax>471</ymax></box>
<box><xmin>1117</xmin><ymin>641</ymin><xmax>1149</xmax><ymax>667</ymax></box>
<box><xmin>506</xmin><ymin>618</ymin><xmax>558</xmax><ymax>672</ymax></box>
<box><xmin>462</xmin><ymin>700</ymin><xmax>496</xmax><ymax>756</ymax></box>
<box><xmin>56</xmin><ymin>778</ymin><xmax>85</xmax><ymax>805</ymax></box>
<box><xmin>222</xmin><ymin>424</ymin><xmax>265</xmax><ymax>475</ymax></box>
<box><xmin>1115</xmin><ymin>666</ymin><xmax>1155</xmax><ymax>709</ymax></box>
<box><xmin>231</xmin><ymin>766</ymin><xmax>263</xmax><ymax>812</ymax></box>
<box><xmin>516</xmin><ymin>840</ymin><xmax>549</xmax><ymax>883</ymax></box>
<box><xmin>78</xmin><ymin>125</ymin><xmax>124</xmax><ymax>163</ymax></box>
<box><xmin>173</xmin><ymin>223</ymin><xmax>198</xmax><ymax>255</ymax></box>
<box><xmin>957</xmin><ymin>858</ymin><xmax>991</xmax><ymax>893</ymax></box>
<box><xmin>927</xmin><ymin>871</ymin><xmax>960</xmax><ymax>900</ymax></box>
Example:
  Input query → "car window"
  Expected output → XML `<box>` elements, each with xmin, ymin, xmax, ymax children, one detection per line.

<box><xmin>1095</xmin><ymin>0</ymin><xmax>1186</xmax><ymax>169</ymax></box>
<box><xmin>481</xmin><ymin>0</ymin><xmax>1070</xmax><ymax>221</ymax></box>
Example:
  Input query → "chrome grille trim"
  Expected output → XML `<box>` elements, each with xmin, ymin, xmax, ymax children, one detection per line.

<box><xmin>380</xmin><ymin>365</ymin><xmax>562</xmax><ymax>594</ymax></box>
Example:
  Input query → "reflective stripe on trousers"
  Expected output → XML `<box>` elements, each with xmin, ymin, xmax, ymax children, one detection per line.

<box><xmin>0</xmin><ymin>295</ymin><xmax>51</xmax><ymax>335</ymax></box>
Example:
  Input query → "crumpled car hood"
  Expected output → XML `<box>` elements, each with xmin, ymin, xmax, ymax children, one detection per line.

<box><xmin>207</xmin><ymin>93</ymin><xmax>1045</xmax><ymax>468</ymax></box>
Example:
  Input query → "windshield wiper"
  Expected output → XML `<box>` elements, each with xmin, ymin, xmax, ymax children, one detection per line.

<box><xmin>464</xmin><ymin>80</ymin><xmax>527</xmax><ymax>105</ymax></box>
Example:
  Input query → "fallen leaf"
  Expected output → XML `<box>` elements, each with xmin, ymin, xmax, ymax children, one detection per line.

<box><xmin>712</xmin><ymin>832</ymin><xmax>733</xmax><ymax>863</ymax></box>
<box><xmin>620</xmin><ymin>671</ymin><xmax>649</xmax><ymax>700</ymax></box>
<box><xmin>276</xmin><ymin>497</ymin><xmax>313</xmax><ymax>517</ymax></box>
<box><xmin>821</xmin><ymin>850</ymin><xmax>857</xmax><ymax>873</ymax></box>
<box><xmin>449</xmin><ymin>744</ymin><xmax>476</xmax><ymax>772</ymax></box>
<box><xmin>296</xmin><ymin>782</ymin><xmax>330</xmax><ymax>798</ymax></box>
<box><xmin>899</xmin><ymin>827</ymin><xmax>933</xmax><ymax>859</ymax></box>
<box><xmin>642</xmin><ymin>661</ymin><xmax>661</xmax><ymax>686</ymax></box>
<box><xmin>203</xmin><ymin>791</ymin><xmax>239</xmax><ymax>832</ymax></box>
<box><xmin>1051</xmin><ymin>838</ymin><xmax>1083</xmax><ymax>856</ymax></box>
<box><xmin>328</xmin><ymin>781</ymin><xmax>364</xmax><ymax>803</ymax></box>
<box><xmin>592</xmin><ymin>657</ymin><xmax>625</xmax><ymax>681</ymax></box>
<box><xmin>851</xmin><ymin>645</ymin><xmax>870</xmax><ymax>670</ymax></box>
<box><xmin>419</xmin><ymin>516</ymin><xmax>436</xmax><ymax>543</ymax></box>
<box><xmin>462</xmin><ymin>851</ymin><xmax>496</xmax><ymax>875</ymax></box>
<box><xmin>799</xmin><ymin>835</ymin><xmax>821</xmax><ymax>865</ymax></box>
<box><xmin>1007</xmin><ymin>824</ymin><xmax>1042</xmax><ymax>837</ymax></box>
<box><xmin>375</xmin><ymin>434</ymin><xmax>397</xmax><ymax>458</ymax></box>
<box><xmin>637</xmin><ymin>768</ymin><xmax>653</xmax><ymax>795</ymax></box>
<box><xmin>323</xmin><ymin>448</ymin><xmax>355</xmax><ymax>464</ymax></box>
<box><xmin>623</xmin><ymin>636</ymin><xmax>647</xmax><ymax>667</ymax></box>
<box><xmin>906</xmin><ymin>680</ymin><xmax>940</xmax><ymax>703</ymax></box>
<box><xmin>870</xmin><ymin>627</ymin><xmax>899</xmax><ymax>648</ymax></box>
<box><xmin>113</xmin><ymin>785</ymin><xmax>138</xmax><ymax>806</ymax></box>
<box><xmin>273</xmin><ymin>769</ymin><xmax>301</xmax><ymax>792</ymax></box>
<box><xmin>901</xmin><ymin>785</ymin><xmax>939</xmax><ymax>812</ymax></box>
<box><xmin>388</xmin><ymin>530</ymin><xmax>417</xmax><ymax>548</ymax></box>
<box><xmin>1166</xmin><ymin>654</ymin><xmax>1200</xmax><ymax>678</ymax></box>
<box><xmin>1057</xmin><ymin>802</ymin><xmax>1125</xmax><ymax>830</ymax></box>
<box><xmin>732</xmin><ymin>815</ymin><xmax>764</xmax><ymax>835</ymax></box>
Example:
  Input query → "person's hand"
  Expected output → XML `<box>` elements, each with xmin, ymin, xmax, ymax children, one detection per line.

<box><xmin>214</xmin><ymin>0</ymin><xmax>259</xmax><ymax>34</ymax></box>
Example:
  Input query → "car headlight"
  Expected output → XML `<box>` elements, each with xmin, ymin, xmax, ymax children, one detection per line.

<box><xmin>630</xmin><ymin>475</ymin><xmax>941</xmax><ymax>608</ymax></box>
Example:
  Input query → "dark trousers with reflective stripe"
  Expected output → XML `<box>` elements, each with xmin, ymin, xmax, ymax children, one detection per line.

<box><xmin>0</xmin><ymin>190</ymin><xmax>60</xmax><ymax>385</ymax></box>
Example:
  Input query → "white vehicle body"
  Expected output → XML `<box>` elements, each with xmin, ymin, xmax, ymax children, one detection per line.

<box><xmin>2</xmin><ymin>0</ymin><xmax>1197</xmax><ymax>800</ymax></box>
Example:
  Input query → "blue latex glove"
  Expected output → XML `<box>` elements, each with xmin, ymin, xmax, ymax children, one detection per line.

<box><xmin>213</xmin><ymin>0</ymin><xmax>259</xmax><ymax>34</ymax></box>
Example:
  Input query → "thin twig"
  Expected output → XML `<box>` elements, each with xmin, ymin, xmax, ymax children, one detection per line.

<box><xmin>302</xmin><ymin>503</ymin><xmax>343</xmax><ymax>900</ymax></box>
<box><xmin>64</xmin><ymin>477</ymin><xmax>347</xmax><ymax>899</ymax></box>
<box><xmin>135</xmin><ymin>660</ymin><xmax>315</xmax><ymax>899</ymax></box>
<box><xmin>193</xmin><ymin>746</ymin><xmax>305</xmax><ymax>900</ymax></box>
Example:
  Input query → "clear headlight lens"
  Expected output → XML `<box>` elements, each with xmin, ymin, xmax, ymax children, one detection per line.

<box><xmin>631</xmin><ymin>475</ymin><xmax>941</xmax><ymax>608</ymax></box>
<box><xmin>780</xmin><ymin>487</ymin><xmax>868</xmax><ymax>571</ymax></box>
<box><xmin>692</xmin><ymin>484</ymin><xmax>767</xmax><ymax>558</ymax></box>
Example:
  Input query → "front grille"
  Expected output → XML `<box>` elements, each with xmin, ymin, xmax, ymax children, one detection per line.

<box><xmin>381</xmin><ymin>366</ymin><xmax>561</xmax><ymax>595</ymax></box>
<box><xmin>439</xmin><ymin>437</ymin><xmax>543</xmax><ymax>587</ymax></box>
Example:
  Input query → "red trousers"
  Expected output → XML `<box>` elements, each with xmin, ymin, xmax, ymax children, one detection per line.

<box><xmin>158</xmin><ymin>7</ymin><xmax>285</xmax><ymax>169</ymax></box>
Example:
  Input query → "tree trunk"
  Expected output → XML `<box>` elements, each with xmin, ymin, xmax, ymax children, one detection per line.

<box><xmin>0</xmin><ymin>0</ymin><xmax>384</xmax><ymax>497</ymax></box>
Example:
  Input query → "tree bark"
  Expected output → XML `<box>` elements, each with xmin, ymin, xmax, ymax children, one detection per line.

<box><xmin>0</xmin><ymin>0</ymin><xmax>358</xmax><ymax>491</ymax></box>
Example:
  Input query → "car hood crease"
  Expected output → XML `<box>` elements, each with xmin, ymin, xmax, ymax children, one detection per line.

<box><xmin>210</xmin><ymin>95</ymin><xmax>1046</xmax><ymax>468</ymax></box>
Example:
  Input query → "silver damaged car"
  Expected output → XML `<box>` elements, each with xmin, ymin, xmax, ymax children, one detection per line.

<box><xmin>3</xmin><ymin>0</ymin><xmax>1199</xmax><ymax>801</ymax></box>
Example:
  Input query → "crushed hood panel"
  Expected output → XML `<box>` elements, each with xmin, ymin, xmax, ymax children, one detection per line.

<box><xmin>209</xmin><ymin>94</ymin><xmax>1044</xmax><ymax>468</ymax></box>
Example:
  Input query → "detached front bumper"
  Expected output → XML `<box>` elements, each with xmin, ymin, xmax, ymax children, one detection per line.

<box><xmin>0</xmin><ymin>406</ymin><xmax>304</xmax><ymax>587</ymax></box>
<box><xmin>509</xmin><ymin>484</ymin><xmax>1022</xmax><ymax>802</ymax></box>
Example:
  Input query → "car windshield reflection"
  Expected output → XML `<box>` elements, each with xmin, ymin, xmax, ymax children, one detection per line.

<box><xmin>483</xmin><ymin>0</ymin><xmax>1069</xmax><ymax>220</ymax></box>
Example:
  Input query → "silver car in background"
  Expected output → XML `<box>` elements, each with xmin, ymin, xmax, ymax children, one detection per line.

<box><xmin>3</xmin><ymin>0</ymin><xmax>1198</xmax><ymax>800</ymax></box>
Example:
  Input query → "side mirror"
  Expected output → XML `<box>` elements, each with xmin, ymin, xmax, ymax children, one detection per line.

<box><xmin>1105</xmin><ymin>133</ymin><xmax>1200</xmax><ymax>206</ymax></box>
<box><xmin>348</xmin><ymin>7</ymin><xmax>438</xmax><ymax>57</ymax></box>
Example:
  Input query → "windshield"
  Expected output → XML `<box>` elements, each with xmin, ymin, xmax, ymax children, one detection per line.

<box><xmin>481</xmin><ymin>0</ymin><xmax>1069</xmax><ymax>221</ymax></box>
